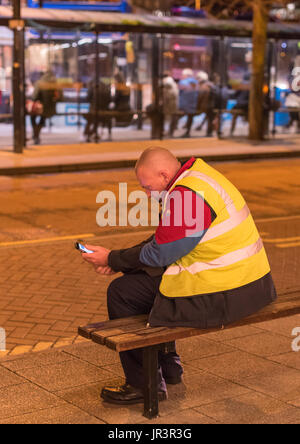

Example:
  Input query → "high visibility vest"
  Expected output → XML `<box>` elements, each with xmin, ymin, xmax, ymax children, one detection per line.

<box><xmin>159</xmin><ymin>159</ymin><xmax>271</xmax><ymax>298</ymax></box>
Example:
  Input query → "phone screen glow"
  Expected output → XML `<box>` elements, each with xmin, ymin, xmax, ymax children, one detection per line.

<box><xmin>78</xmin><ymin>243</ymin><xmax>94</xmax><ymax>254</ymax></box>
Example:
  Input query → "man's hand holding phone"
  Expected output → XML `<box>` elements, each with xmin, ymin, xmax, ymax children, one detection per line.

<box><xmin>76</xmin><ymin>242</ymin><xmax>116</xmax><ymax>275</ymax></box>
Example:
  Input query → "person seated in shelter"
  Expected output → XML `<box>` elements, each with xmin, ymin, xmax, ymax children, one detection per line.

<box><xmin>162</xmin><ymin>72</ymin><xmax>179</xmax><ymax>138</ymax></box>
<box><xmin>30</xmin><ymin>70</ymin><xmax>61</xmax><ymax>145</ymax></box>
<box><xmin>178</xmin><ymin>68</ymin><xmax>199</xmax><ymax>138</ymax></box>
<box><xmin>81</xmin><ymin>147</ymin><xmax>277</xmax><ymax>406</ymax></box>
<box><xmin>113</xmin><ymin>70</ymin><xmax>132</xmax><ymax>127</ymax></box>
<box><xmin>184</xmin><ymin>70</ymin><xmax>216</xmax><ymax>138</ymax></box>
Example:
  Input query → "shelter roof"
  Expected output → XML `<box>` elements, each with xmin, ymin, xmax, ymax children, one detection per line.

<box><xmin>1</xmin><ymin>6</ymin><xmax>300</xmax><ymax>39</ymax></box>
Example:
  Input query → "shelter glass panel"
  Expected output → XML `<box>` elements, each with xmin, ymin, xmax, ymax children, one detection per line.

<box><xmin>161</xmin><ymin>34</ymin><xmax>220</xmax><ymax>139</ymax></box>
<box><xmin>24</xmin><ymin>28</ymin><xmax>157</xmax><ymax>145</ymax></box>
<box><xmin>272</xmin><ymin>39</ymin><xmax>300</xmax><ymax>133</ymax></box>
<box><xmin>0</xmin><ymin>26</ymin><xmax>13</xmax><ymax>149</ymax></box>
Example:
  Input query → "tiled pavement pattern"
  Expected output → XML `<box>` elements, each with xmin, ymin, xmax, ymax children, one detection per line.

<box><xmin>0</xmin><ymin>313</ymin><xmax>299</xmax><ymax>423</ymax></box>
<box><xmin>0</xmin><ymin>233</ymin><xmax>138</xmax><ymax>354</ymax></box>
<box><xmin>0</xmin><ymin>216</ymin><xmax>299</xmax><ymax>355</ymax></box>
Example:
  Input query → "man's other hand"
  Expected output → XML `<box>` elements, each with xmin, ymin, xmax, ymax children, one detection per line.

<box><xmin>95</xmin><ymin>265</ymin><xmax>117</xmax><ymax>276</ymax></box>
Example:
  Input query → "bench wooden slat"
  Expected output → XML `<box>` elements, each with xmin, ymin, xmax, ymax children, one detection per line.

<box><xmin>90</xmin><ymin>318</ymin><xmax>152</xmax><ymax>345</ymax></box>
<box><xmin>98</xmin><ymin>299</ymin><xmax>300</xmax><ymax>352</ymax></box>
<box><xmin>78</xmin><ymin>314</ymin><xmax>148</xmax><ymax>339</ymax></box>
<box><xmin>104</xmin><ymin>326</ymin><xmax>202</xmax><ymax>352</ymax></box>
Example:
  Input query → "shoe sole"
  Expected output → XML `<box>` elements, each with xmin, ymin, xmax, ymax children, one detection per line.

<box><xmin>165</xmin><ymin>378</ymin><xmax>182</xmax><ymax>385</ymax></box>
<box><xmin>101</xmin><ymin>392</ymin><xmax>167</xmax><ymax>405</ymax></box>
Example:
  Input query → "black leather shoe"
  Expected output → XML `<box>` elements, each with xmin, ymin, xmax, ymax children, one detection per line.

<box><xmin>164</xmin><ymin>375</ymin><xmax>182</xmax><ymax>385</ymax></box>
<box><xmin>101</xmin><ymin>383</ymin><xmax>167</xmax><ymax>405</ymax></box>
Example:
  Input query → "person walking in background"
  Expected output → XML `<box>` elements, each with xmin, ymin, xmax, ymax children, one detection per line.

<box><xmin>113</xmin><ymin>70</ymin><xmax>132</xmax><ymax>127</ymax></box>
<box><xmin>178</xmin><ymin>68</ymin><xmax>198</xmax><ymax>138</ymax></box>
<box><xmin>230</xmin><ymin>72</ymin><xmax>250</xmax><ymax>136</ymax></box>
<box><xmin>187</xmin><ymin>70</ymin><xmax>216</xmax><ymax>137</ymax></box>
<box><xmin>162</xmin><ymin>73</ymin><xmax>179</xmax><ymax>138</ymax></box>
<box><xmin>285</xmin><ymin>90</ymin><xmax>300</xmax><ymax>132</ymax></box>
<box><xmin>30</xmin><ymin>70</ymin><xmax>60</xmax><ymax>145</ymax></box>
<box><xmin>84</xmin><ymin>79</ymin><xmax>112</xmax><ymax>142</ymax></box>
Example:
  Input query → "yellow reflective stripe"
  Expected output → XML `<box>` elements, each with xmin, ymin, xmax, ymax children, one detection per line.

<box><xmin>162</xmin><ymin>169</ymin><xmax>191</xmax><ymax>213</ymax></box>
<box><xmin>165</xmin><ymin>237</ymin><xmax>263</xmax><ymax>276</ymax></box>
<box><xmin>200</xmin><ymin>204</ymin><xmax>250</xmax><ymax>244</ymax></box>
<box><xmin>183</xmin><ymin>170</ymin><xmax>237</xmax><ymax>215</ymax></box>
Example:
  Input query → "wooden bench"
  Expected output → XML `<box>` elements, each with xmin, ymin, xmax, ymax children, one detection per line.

<box><xmin>78</xmin><ymin>292</ymin><xmax>300</xmax><ymax>419</ymax></box>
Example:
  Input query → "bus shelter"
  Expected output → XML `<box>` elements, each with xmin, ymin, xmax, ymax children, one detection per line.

<box><xmin>1</xmin><ymin>5</ymin><xmax>300</xmax><ymax>152</ymax></box>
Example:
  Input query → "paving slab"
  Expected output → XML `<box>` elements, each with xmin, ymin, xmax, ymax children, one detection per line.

<box><xmin>195</xmin><ymin>391</ymin><xmax>300</xmax><ymax>424</ymax></box>
<box><xmin>0</xmin><ymin>404</ymin><xmax>105</xmax><ymax>424</ymax></box>
<box><xmin>0</xmin><ymin>382</ymin><xmax>65</xmax><ymax>420</ymax></box>
<box><xmin>187</xmin><ymin>350</ymin><xmax>285</xmax><ymax>384</ymax></box>
<box><xmin>240</xmin><ymin>366</ymin><xmax>300</xmax><ymax>403</ymax></box>
<box><xmin>269</xmin><ymin>351</ymin><xmax>300</xmax><ymax>371</ymax></box>
<box><xmin>223</xmin><ymin>331</ymin><xmax>293</xmax><ymax>358</ymax></box>
<box><xmin>13</xmin><ymin>357</ymin><xmax>113</xmax><ymax>392</ymax></box>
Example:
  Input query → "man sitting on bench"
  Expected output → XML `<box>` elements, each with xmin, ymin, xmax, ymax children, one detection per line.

<box><xmin>81</xmin><ymin>147</ymin><xmax>277</xmax><ymax>406</ymax></box>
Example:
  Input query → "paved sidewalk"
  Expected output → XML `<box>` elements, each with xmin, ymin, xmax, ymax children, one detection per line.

<box><xmin>0</xmin><ymin>135</ymin><xmax>300</xmax><ymax>423</ymax></box>
<box><xmin>1</xmin><ymin>135</ymin><xmax>300</xmax><ymax>175</ymax></box>
<box><xmin>0</xmin><ymin>313</ymin><xmax>299</xmax><ymax>424</ymax></box>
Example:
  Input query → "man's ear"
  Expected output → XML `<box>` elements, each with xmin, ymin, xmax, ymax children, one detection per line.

<box><xmin>160</xmin><ymin>170</ymin><xmax>170</xmax><ymax>185</ymax></box>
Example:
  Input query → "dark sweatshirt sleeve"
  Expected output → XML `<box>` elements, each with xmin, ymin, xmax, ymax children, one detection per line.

<box><xmin>107</xmin><ymin>234</ymin><xmax>165</xmax><ymax>277</ymax></box>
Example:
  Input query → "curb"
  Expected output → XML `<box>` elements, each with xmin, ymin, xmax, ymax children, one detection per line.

<box><xmin>0</xmin><ymin>335</ymin><xmax>89</xmax><ymax>359</ymax></box>
<box><xmin>1</xmin><ymin>150</ymin><xmax>300</xmax><ymax>176</ymax></box>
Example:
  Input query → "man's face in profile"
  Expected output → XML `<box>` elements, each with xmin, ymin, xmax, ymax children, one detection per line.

<box><xmin>136</xmin><ymin>166</ymin><xmax>169</xmax><ymax>198</ymax></box>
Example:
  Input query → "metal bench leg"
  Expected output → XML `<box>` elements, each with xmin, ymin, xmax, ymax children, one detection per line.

<box><xmin>143</xmin><ymin>345</ymin><xmax>159</xmax><ymax>419</ymax></box>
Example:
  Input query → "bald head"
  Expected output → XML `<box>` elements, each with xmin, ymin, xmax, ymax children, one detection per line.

<box><xmin>136</xmin><ymin>147</ymin><xmax>180</xmax><ymax>174</ymax></box>
<box><xmin>135</xmin><ymin>147</ymin><xmax>181</xmax><ymax>195</ymax></box>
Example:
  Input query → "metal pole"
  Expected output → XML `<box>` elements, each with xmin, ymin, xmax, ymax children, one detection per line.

<box><xmin>76</xmin><ymin>30</ymin><xmax>81</xmax><ymax>132</ymax></box>
<box><xmin>217</xmin><ymin>36</ymin><xmax>226</xmax><ymax>139</ymax></box>
<box><xmin>11</xmin><ymin>0</ymin><xmax>25</xmax><ymax>154</ymax></box>
<box><xmin>94</xmin><ymin>31</ymin><xmax>100</xmax><ymax>143</ymax></box>
<box><xmin>265</xmin><ymin>40</ymin><xmax>273</xmax><ymax>138</ymax></box>
<box><xmin>272</xmin><ymin>40</ymin><xmax>278</xmax><ymax>137</ymax></box>
<box><xmin>151</xmin><ymin>34</ymin><xmax>162</xmax><ymax>140</ymax></box>
<box><xmin>21</xmin><ymin>26</ymin><xmax>26</xmax><ymax>148</ymax></box>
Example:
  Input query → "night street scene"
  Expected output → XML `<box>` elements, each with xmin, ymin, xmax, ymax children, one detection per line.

<box><xmin>0</xmin><ymin>0</ymin><xmax>300</xmax><ymax>427</ymax></box>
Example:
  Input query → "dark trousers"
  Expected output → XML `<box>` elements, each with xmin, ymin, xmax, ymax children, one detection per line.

<box><xmin>84</xmin><ymin>113</ymin><xmax>112</xmax><ymax>140</ymax></box>
<box><xmin>185</xmin><ymin>110</ymin><xmax>215</xmax><ymax>136</ymax></box>
<box><xmin>107</xmin><ymin>272</ymin><xmax>183</xmax><ymax>392</ymax></box>
<box><xmin>31</xmin><ymin>115</ymin><xmax>46</xmax><ymax>140</ymax></box>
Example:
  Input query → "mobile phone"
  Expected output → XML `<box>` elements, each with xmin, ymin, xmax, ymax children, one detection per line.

<box><xmin>75</xmin><ymin>242</ymin><xmax>95</xmax><ymax>254</ymax></box>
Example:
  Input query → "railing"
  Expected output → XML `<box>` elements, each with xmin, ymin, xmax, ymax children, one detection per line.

<box><xmin>1</xmin><ymin>106</ymin><xmax>300</xmax><ymax>141</ymax></box>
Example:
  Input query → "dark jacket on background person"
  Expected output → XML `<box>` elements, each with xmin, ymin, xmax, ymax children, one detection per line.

<box><xmin>87</xmin><ymin>81</ymin><xmax>112</xmax><ymax>113</ymax></box>
<box><xmin>114</xmin><ymin>74</ymin><xmax>132</xmax><ymax>126</ymax></box>
<box><xmin>32</xmin><ymin>71</ymin><xmax>60</xmax><ymax>118</ymax></box>
<box><xmin>178</xmin><ymin>76</ymin><xmax>199</xmax><ymax>114</ymax></box>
